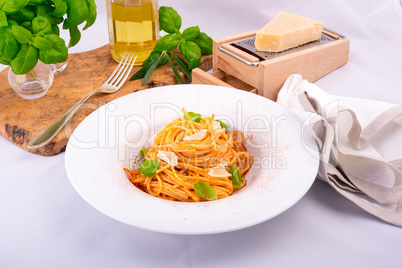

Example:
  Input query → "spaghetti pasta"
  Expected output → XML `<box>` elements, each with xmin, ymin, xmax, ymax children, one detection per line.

<box><xmin>124</xmin><ymin>109</ymin><xmax>253</xmax><ymax>202</ymax></box>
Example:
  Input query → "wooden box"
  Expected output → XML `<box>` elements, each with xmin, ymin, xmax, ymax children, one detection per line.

<box><xmin>193</xmin><ymin>29</ymin><xmax>350</xmax><ymax>101</ymax></box>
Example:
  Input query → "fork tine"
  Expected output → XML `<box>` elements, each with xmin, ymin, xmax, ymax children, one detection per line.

<box><xmin>108</xmin><ymin>53</ymin><xmax>132</xmax><ymax>85</ymax></box>
<box><xmin>114</xmin><ymin>54</ymin><xmax>137</xmax><ymax>88</ymax></box>
<box><xmin>105</xmin><ymin>52</ymin><xmax>127</xmax><ymax>84</ymax></box>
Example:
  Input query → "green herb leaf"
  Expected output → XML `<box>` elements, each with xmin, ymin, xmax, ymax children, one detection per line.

<box><xmin>83</xmin><ymin>0</ymin><xmax>97</xmax><ymax>30</ymax></box>
<box><xmin>172</xmin><ymin>53</ymin><xmax>191</xmax><ymax>80</ymax></box>
<box><xmin>51</xmin><ymin>24</ymin><xmax>59</xmax><ymax>35</ymax></box>
<box><xmin>28</xmin><ymin>0</ymin><xmax>47</xmax><ymax>5</ymax></box>
<box><xmin>129</xmin><ymin>59</ymin><xmax>154</xmax><ymax>81</ymax></box>
<box><xmin>68</xmin><ymin>25</ymin><xmax>81</xmax><ymax>48</ymax></box>
<box><xmin>32</xmin><ymin>36</ymin><xmax>53</xmax><ymax>50</ymax></box>
<box><xmin>230</xmin><ymin>166</ymin><xmax>242</xmax><ymax>185</ymax></box>
<box><xmin>140</xmin><ymin>160</ymin><xmax>160</xmax><ymax>178</ymax></box>
<box><xmin>0</xmin><ymin>25</ymin><xmax>19</xmax><ymax>63</ymax></box>
<box><xmin>153</xmin><ymin>34</ymin><xmax>180</xmax><ymax>52</ymax></box>
<box><xmin>32</xmin><ymin>16</ymin><xmax>52</xmax><ymax>37</ymax></box>
<box><xmin>0</xmin><ymin>11</ymin><xmax>8</xmax><ymax>27</ymax></box>
<box><xmin>142</xmin><ymin>54</ymin><xmax>164</xmax><ymax>86</ymax></box>
<box><xmin>50</xmin><ymin>0</ymin><xmax>68</xmax><ymax>18</ymax></box>
<box><xmin>38</xmin><ymin>34</ymin><xmax>68</xmax><ymax>64</ymax></box>
<box><xmin>1</xmin><ymin>0</ymin><xmax>30</xmax><ymax>13</ymax></box>
<box><xmin>183</xmin><ymin>111</ymin><xmax>201</xmax><ymax>123</ymax></box>
<box><xmin>9</xmin><ymin>6</ymin><xmax>36</xmax><ymax>23</ymax></box>
<box><xmin>182</xmin><ymin>26</ymin><xmax>200</xmax><ymax>41</ymax></box>
<box><xmin>143</xmin><ymin>51</ymin><xmax>161</xmax><ymax>66</ymax></box>
<box><xmin>216</xmin><ymin>120</ymin><xmax>228</xmax><ymax>131</ymax></box>
<box><xmin>140</xmin><ymin>148</ymin><xmax>149</xmax><ymax>158</ymax></box>
<box><xmin>159</xmin><ymin>6</ymin><xmax>181</xmax><ymax>33</ymax></box>
<box><xmin>20</xmin><ymin>21</ymin><xmax>32</xmax><ymax>31</ymax></box>
<box><xmin>167</xmin><ymin>53</ymin><xmax>184</xmax><ymax>84</ymax></box>
<box><xmin>193</xmin><ymin>32</ymin><xmax>213</xmax><ymax>55</ymax></box>
<box><xmin>11</xmin><ymin>25</ymin><xmax>33</xmax><ymax>44</ymax></box>
<box><xmin>35</xmin><ymin>5</ymin><xmax>64</xmax><ymax>25</ymax></box>
<box><xmin>10</xmin><ymin>44</ymin><xmax>38</xmax><ymax>75</ymax></box>
<box><xmin>63</xmin><ymin>0</ymin><xmax>89</xmax><ymax>29</ymax></box>
<box><xmin>179</xmin><ymin>41</ymin><xmax>201</xmax><ymax>70</ymax></box>
<box><xmin>193</xmin><ymin>181</ymin><xmax>217</xmax><ymax>201</ymax></box>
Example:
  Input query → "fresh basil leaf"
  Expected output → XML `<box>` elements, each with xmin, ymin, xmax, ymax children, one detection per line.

<box><xmin>174</xmin><ymin>28</ymin><xmax>181</xmax><ymax>36</ymax></box>
<box><xmin>179</xmin><ymin>41</ymin><xmax>201</xmax><ymax>70</ymax></box>
<box><xmin>140</xmin><ymin>148</ymin><xmax>149</xmax><ymax>158</ymax></box>
<box><xmin>193</xmin><ymin>181</ymin><xmax>217</xmax><ymax>201</ymax></box>
<box><xmin>63</xmin><ymin>0</ymin><xmax>89</xmax><ymax>29</ymax></box>
<box><xmin>50</xmin><ymin>0</ymin><xmax>67</xmax><ymax>18</ymax></box>
<box><xmin>0</xmin><ymin>56</ymin><xmax>10</xmax><ymax>65</ymax></box>
<box><xmin>32</xmin><ymin>36</ymin><xmax>53</xmax><ymax>49</ymax></box>
<box><xmin>38</xmin><ymin>34</ymin><xmax>68</xmax><ymax>64</ymax></box>
<box><xmin>216</xmin><ymin>120</ymin><xmax>228</xmax><ymax>132</ymax></box>
<box><xmin>8</xmin><ymin>6</ymin><xmax>35</xmax><ymax>23</ymax></box>
<box><xmin>142</xmin><ymin>54</ymin><xmax>163</xmax><ymax>86</ymax></box>
<box><xmin>159</xmin><ymin>6</ymin><xmax>181</xmax><ymax>33</ymax></box>
<box><xmin>28</xmin><ymin>0</ymin><xmax>46</xmax><ymax>5</ymax></box>
<box><xmin>10</xmin><ymin>44</ymin><xmax>38</xmax><ymax>75</ymax></box>
<box><xmin>68</xmin><ymin>25</ymin><xmax>80</xmax><ymax>48</ymax></box>
<box><xmin>20</xmin><ymin>21</ymin><xmax>32</xmax><ymax>31</ymax></box>
<box><xmin>0</xmin><ymin>10</ymin><xmax>8</xmax><ymax>26</ymax></box>
<box><xmin>7</xmin><ymin>19</ymin><xmax>18</xmax><ymax>26</ymax></box>
<box><xmin>153</xmin><ymin>34</ymin><xmax>180</xmax><ymax>52</ymax></box>
<box><xmin>83</xmin><ymin>0</ymin><xmax>97</xmax><ymax>30</ymax></box>
<box><xmin>230</xmin><ymin>166</ymin><xmax>242</xmax><ymax>185</ymax></box>
<box><xmin>1</xmin><ymin>0</ymin><xmax>30</xmax><ymax>13</ymax></box>
<box><xmin>51</xmin><ymin>24</ymin><xmax>59</xmax><ymax>35</ymax></box>
<box><xmin>32</xmin><ymin>16</ymin><xmax>52</xmax><ymax>37</ymax></box>
<box><xmin>193</xmin><ymin>32</ymin><xmax>213</xmax><ymax>55</ymax></box>
<box><xmin>172</xmin><ymin>53</ymin><xmax>191</xmax><ymax>80</ymax></box>
<box><xmin>182</xmin><ymin>26</ymin><xmax>200</xmax><ymax>41</ymax></box>
<box><xmin>11</xmin><ymin>25</ymin><xmax>33</xmax><ymax>44</ymax></box>
<box><xmin>183</xmin><ymin>112</ymin><xmax>201</xmax><ymax>123</ymax></box>
<box><xmin>0</xmin><ymin>25</ymin><xmax>20</xmax><ymax>62</ymax></box>
<box><xmin>36</xmin><ymin>5</ymin><xmax>64</xmax><ymax>25</ymax></box>
<box><xmin>166</xmin><ymin>53</ymin><xmax>184</xmax><ymax>84</ymax></box>
<box><xmin>140</xmin><ymin>160</ymin><xmax>160</xmax><ymax>178</ymax></box>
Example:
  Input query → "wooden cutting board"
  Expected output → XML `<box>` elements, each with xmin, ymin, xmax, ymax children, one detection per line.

<box><xmin>0</xmin><ymin>44</ymin><xmax>212</xmax><ymax>156</ymax></box>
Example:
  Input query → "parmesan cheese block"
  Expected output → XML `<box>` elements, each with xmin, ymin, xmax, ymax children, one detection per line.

<box><xmin>255</xmin><ymin>12</ymin><xmax>324</xmax><ymax>52</ymax></box>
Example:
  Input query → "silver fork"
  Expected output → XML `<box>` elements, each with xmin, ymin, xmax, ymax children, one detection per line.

<box><xmin>28</xmin><ymin>53</ymin><xmax>137</xmax><ymax>149</ymax></box>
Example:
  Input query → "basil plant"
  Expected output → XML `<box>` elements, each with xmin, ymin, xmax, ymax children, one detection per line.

<box><xmin>0</xmin><ymin>0</ymin><xmax>97</xmax><ymax>75</ymax></box>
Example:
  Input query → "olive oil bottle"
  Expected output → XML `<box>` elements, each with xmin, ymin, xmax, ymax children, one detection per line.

<box><xmin>106</xmin><ymin>0</ymin><xmax>159</xmax><ymax>65</ymax></box>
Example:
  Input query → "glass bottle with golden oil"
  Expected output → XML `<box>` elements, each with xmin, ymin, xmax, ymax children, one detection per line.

<box><xmin>106</xmin><ymin>0</ymin><xmax>159</xmax><ymax>65</ymax></box>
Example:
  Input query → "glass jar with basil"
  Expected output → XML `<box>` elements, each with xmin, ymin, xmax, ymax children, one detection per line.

<box><xmin>0</xmin><ymin>0</ymin><xmax>97</xmax><ymax>99</ymax></box>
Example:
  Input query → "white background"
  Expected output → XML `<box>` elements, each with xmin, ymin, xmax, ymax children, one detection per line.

<box><xmin>1</xmin><ymin>0</ymin><xmax>402</xmax><ymax>267</ymax></box>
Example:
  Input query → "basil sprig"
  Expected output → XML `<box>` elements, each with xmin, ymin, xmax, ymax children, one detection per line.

<box><xmin>129</xmin><ymin>6</ymin><xmax>213</xmax><ymax>86</ymax></box>
<box><xmin>216</xmin><ymin>120</ymin><xmax>228</xmax><ymax>132</ymax></box>
<box><xmin>0</xmin><ymin>0</ymin><xmax>97</xmax><ymax>75</ymax></box>
<box><xmin>230</xmin><ymin>166</ymin><xmax>242</xmax><ymax>185</ymax></box>
<box><xmin>183</xmin><ymin>111</ymin><xmax>202</xmax><ymax>123</ymax></box>
<box><xmin>193</xmin><ymin>181</ymin><xmax>217</xmax><ymax>201</ymax></box>
<box><xmin>140</xmin><ymin>160</ymin><xmax>160</xmax><ymax>178</ymax></box>
<box><xmin>139</xmin><ymin>148</ymin><xmax>149</xmax><ymax>158</ymax></box>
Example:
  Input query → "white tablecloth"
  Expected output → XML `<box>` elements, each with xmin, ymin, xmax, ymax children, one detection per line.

<box><xmin>1</xmin><ymin>0</ymin><xmax>401</xmax><ymax>266</ymax></box>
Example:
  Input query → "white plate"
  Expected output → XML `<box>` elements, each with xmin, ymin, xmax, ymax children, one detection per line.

<box><xmin>65</xmin><ymin>84</ymin><xmax>319</xmax><ymax>235</ymax></box>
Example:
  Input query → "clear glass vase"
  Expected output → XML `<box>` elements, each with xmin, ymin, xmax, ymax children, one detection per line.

<box><xmin>8</xmin><ymin>61</ymin><xmax>54</xmax><ymax>99</ymax></box>
<box><xmin>49</xmin><ymin>60</ymin><xmax>68</xmax><ymax>74</ymax></box>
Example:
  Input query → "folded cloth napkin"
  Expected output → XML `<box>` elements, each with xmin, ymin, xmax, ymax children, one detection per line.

<box><xmin>277</xmin><ymin>74</ymin><xmax>402</xmax><ymax>227</ymax></box>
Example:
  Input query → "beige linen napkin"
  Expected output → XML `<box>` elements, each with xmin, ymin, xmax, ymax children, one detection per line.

<box><xmin>277</xmin><ymin>74</ymin><xmax>402</xmax><ymax>227</ymax></box>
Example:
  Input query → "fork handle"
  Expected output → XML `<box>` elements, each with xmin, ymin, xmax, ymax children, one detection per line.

<box><xmin>28</xmin><ymin>89</ymin><xmax>99</xmax><ymax>149</ymax></box>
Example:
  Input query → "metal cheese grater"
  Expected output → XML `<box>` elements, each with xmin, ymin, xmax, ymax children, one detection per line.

<box><xmin>218</xmin><ymin>28</ymin><xmax>346</xmax><ymax>66</ymax></box>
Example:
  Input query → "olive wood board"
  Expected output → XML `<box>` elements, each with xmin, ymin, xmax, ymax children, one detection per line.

<box><xmin>0</xmin><ymin>44</ymin><xmax>212</xmax><ymax>156</ymax></box>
